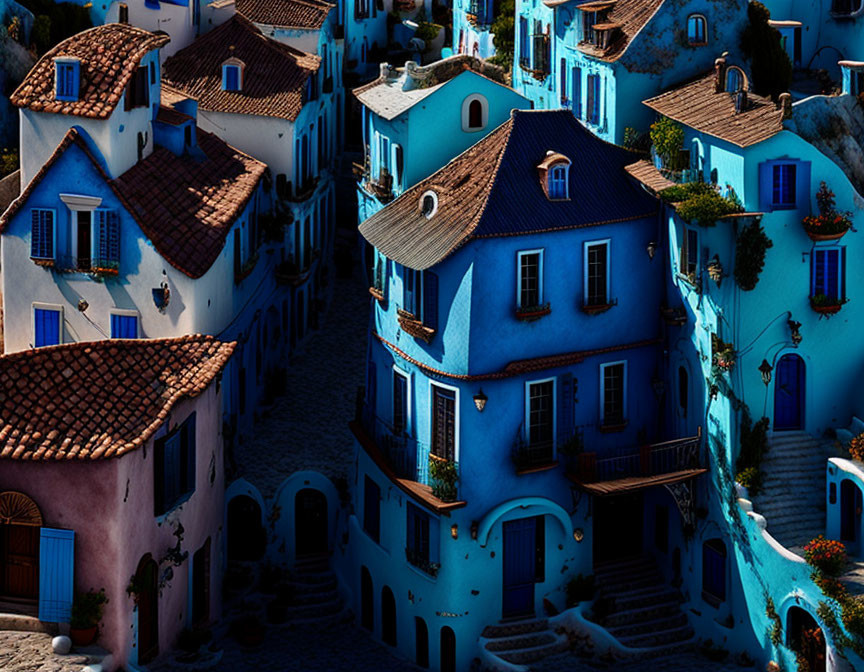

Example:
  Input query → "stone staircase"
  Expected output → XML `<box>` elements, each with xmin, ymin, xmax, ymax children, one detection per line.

<box><xmin>749</xmin><ymin>431</ymin><xmax>837</xmax><ymax>553</ymax></box>
<box><xmin>591</xmin><ymin>556</ymin><xmax>694</xmax><ymax>651</ymax></box>
<box><xmin>284</xmin><ymin>554</ymin><xmax>345</xmax><ymax>625</ymax></box>
<box><xmin>480</xmin><ymin>618</ymin><xmax>569</xmax><ymax>670</ymax></box>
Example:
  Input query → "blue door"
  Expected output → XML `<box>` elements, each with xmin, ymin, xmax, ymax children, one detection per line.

<box><xmin>503</xmin><ymin>518</ymin><xmax>536</xmax><ymax>618</ymax></box>
<box><xmin>774</xmin><ymin>354</ymin><xmax>805</xmax><ymax>431</ymax></box>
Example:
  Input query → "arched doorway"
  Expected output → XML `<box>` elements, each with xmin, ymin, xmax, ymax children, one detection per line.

<box><xmin>774</xmin><ymin>354</ymin><xmax>805</xmax><ymax>431</ymax></box>
<box><xmin>295</xmin><ymin>489</ymin><xmax>328</xmax><ymax>557</ymax></box>
<box><xmin>841</xmin><ymin>480</ymin><xmax>862</xmax><ymax>553</ymax></box>
<box><xmin>0</xmin><ymin>491</ymin><xmax>42</xmax><ymax>604</ymax></box>
<box><xmin>227</xmin><ymin>496</ymin><xmax>266</xmax><ymax>561</ymax></box>
<box><xmin>381</xmin><ymin>586</ymin><xmax>396</xmax><ymax>646</ymax></box>
<box><xmin>415</xmin><ymin>616</ymin><xmax>429</xmax><ymax>667</ymax></box>
<box><xmin>135</xmin><ymin>554</ymin><xmax>159</xmax><ymax>665</ymax></box>
<box><xmin>360</xmin><ymin>566</ymin><xmax>373</xmax><ymax>631</ymax></box>
<box><xmin>787</xmin><ymin>607</ymin><xmax>826</xmax><ymax>672</ymax></box>
<box><xmin>440</xmin><ymin>626</ymin><xmax>456</xmax><ymax>672</ymax></box>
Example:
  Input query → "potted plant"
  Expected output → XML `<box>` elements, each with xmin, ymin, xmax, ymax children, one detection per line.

<box><xmin>429</xmin><ymin>455</ymin><xmax>459</xmax><ymax>502</ymax></box>
<box><xmin>810</xmin><ymin>293</ymin><xmax>848</xmax><ymax>315</ymax></box>
<box><xmin>70</xmin><ymin>588</ymin><xmax>109</xmax><ymax>646</ymax></box>
<box><xmin>802</xmin><ymin>182</ymin><xmax>853</xmax><ymax>241</ymax></box>
<box><xmin>803</xmin><ymin>535</ymin><xmax>847</xmax><ymax>577</ymax></box>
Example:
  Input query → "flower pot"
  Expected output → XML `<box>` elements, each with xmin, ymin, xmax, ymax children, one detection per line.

<box><xmin>69</xmin><ymin>626</ymin><xmax>97</xmax><ymax>647</ymax></box>
<box><xmin>811</xmin><ymin>303</ymin><xmax>842</xmax><ymax>315</ymax></box>
<box><xmin>806</xmin><ymin>229</ymin><xmax>848</xmax><ymax>242</ymax></box>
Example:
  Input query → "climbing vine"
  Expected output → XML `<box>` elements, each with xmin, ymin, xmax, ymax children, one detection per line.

<box><xmin>660</xmin><ymin>182</ymin><xmax>743</xmax><ymax>227</ymax></box>
<box><xmin>734</xmin><ymin>221</ymin><xmax>774</xmax><ymax>290</ymax></box>
<box><xmin>735</xmin><ymin>406</ymin><xmax>769</xmax><ymax>494</ymax></box>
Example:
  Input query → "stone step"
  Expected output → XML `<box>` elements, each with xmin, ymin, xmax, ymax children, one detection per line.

<box><xmin>281</xmin><ymin>596</ymin><xmax>343</xmax><ymax>619</ymax></box>
<box><xmin>597</xmin><ymin>572</ymin><xmax>664</xmax><ymax>594</ymax></box>
<box><xmin>593</xmin><ymin>556</ymin><xmax>652</xmax><ymax>576</ymax></box>
<box><xmin>292</xmin><ymin>587</ymin><xmax>340</xmax><ymax>606</ymax></box>
<box><xmin>601</xmin><ymin>599</ymin><xmax>683</xmax><ymax>628</ymax></box>
<box><xmin>484</xmin><ymin>631</ymin><xmax>558</xmax><ymax>652</ymax></box>
<box><xmin>482</xmin><ymin>619</ymin><xmax>549</xmax><ymax>639</ymax></box>
<box><xmin>618</xmin><ymin>624</ymin><xmax>695</xmax><ymax>649</ymax></box>
<box><xmin>604</xmin><ymin>585</ymin><xmax>682</xmax><ymax>611</ymax></box>
<box><xmin>606</xmin><ymin>612</ymin><xmax>688</xmax><ymax>639</ymax></box>
<box><xmin>496</xmin><ymin>637</ymin><xmax>569</xmax><ymax>665</ymax></box>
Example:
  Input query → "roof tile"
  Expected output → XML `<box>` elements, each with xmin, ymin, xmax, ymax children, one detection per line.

<box><xmin>237</xmin><ymin>0</ymin><xmax>334</xmax><ymax>29</ymax></box>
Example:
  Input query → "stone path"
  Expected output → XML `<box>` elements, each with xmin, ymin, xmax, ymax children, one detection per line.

<box><xmin>233</xmin><ymin>266</ymin><xmax>370</xmax><ymax>499</ymax></box>
<box><xmin>0</xmin><ymin>631</ymin><xmax>91</xmax><ymax>672</ymax></box>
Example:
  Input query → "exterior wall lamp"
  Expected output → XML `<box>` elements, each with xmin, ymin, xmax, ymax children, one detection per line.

<box><xmin>473</xmin><ymin>390</ymin><xmax>487</xmax><ymax>412</ymax></box>
<box><xmin>450</xmin><ymin>523</ymin><xmax>458</xmax><ymax>540</ymax></box>
<box><xmin>759</xmin><ymin>359</ymin><xmax>773</xmax><ymax>386</ymax></box>
<box><xmin>788</xmin><ymin>318</ymin><xmax>802</xmax><ymax>346</ymax></box>
<box><xmin>77</xmin><ymin>299</ymin><xmax>89</xmax><ymax>312</ymax></box>
<box><xmin>573</xmin><ymin>528</ymin><xmax>584</xmax><ymax>542</ymax></box>
<box><xmin>646</xmin><ymin>241</ymin><xmax>657</xmax><ymax>260</ymax></box>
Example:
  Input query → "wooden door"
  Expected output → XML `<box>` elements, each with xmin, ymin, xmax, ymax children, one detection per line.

<box><xmin>295</xmin><ymin>489</ymin><xmax>328</xmax><ymax>556</ymax></box>
<box><xmin>774</xmin><ymin>354</ymin><xmax>805</xmax><ymax>431</ymax></box>
<box><xmin>0</xmin><ymin>524</ymin><xmax>40</xmax><ymax>600</ymax></box>
<box><xmin>502</xmin><ymin>518</ymin><xmax>536</xmax><ymax>618</ymax></box>
<box><xmin>136</xmin><ymin>556</ymin><xmax>159</xmax><ymax>664</ymax></box>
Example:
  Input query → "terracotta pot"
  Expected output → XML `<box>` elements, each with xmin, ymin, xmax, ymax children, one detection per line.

<box><xmin>69</xmin><ymin>626</ymin><xmax>97</xmax><ymax>647</ymax></box>
<box><xmin>805</xmin><ymin>229</ymin><xmax>848</xmax><ymax>242</ymax></box>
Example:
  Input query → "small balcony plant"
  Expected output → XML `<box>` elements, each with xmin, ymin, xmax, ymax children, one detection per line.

<box><xmin>809</xmin><ymin>293</ymin><xmax>848</xmax><ymax>316</ymax></box>
<box><xmin>848</xmin><ymin>432</ymin><xmax>864</xmax><ymax>462</ymax></box>
<box><xmin>429</xmin><ymin>455</ymin><xmax>458</xmax><ymax>502</ymax></box>
<box><xmin>711</xmin><ymin>334</ymin><xmax>736</xmax><ymax>374</ymax></box>
<box><xmin>802</xmin><ymin>182</ymin><xmax>852</xmax><ymax>241</ymax></box>
<box><xmin>803</xmin><ymin>535</ymin><xmax>847</xmax><ymax>577</ymax></box>
<box><xmin>70</xmin><ymin>588</ymin><xmax>109</xmax><ymax>646</ymax></box>
<box><xmin>515</xmin><ymin>302</ymin><xmax>551</xmax><ymax>321</ymax></box>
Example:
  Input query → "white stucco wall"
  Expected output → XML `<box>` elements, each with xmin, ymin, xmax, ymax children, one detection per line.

<box><xmin>106</xmin><ymin>0</ymin><xmax>196</xmax><ymax>59</ymax></box>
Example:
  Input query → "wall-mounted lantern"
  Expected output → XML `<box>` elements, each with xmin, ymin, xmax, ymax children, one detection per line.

<box><xmin>758</xmin><ymin>359</ymin><xmax>773</xmax><ymax>386</ymax></box>
<box><xmin>473</xmin><ymin>390</ymin><xmax>487</xmax><ymax>413</ymax></box>
<box><xmin>788</xmin><ymin>318</ymin><xmax>802</xmax><ymax>346</ymax></box>
<box><xmin>450</xmin><ymin>523</ymin><xmax>458</xmax><ymax>540</ymax></box>
<box><xmin>646</xmin><ymin>241</ymin><xmax>657</xmax><ymax>260</ymax></box>
<box><xmin>77</xmin><ymin>299</ymin><xmax>89</xmax><ymax>312</ymax></box>
<box><xmin>573</xmin><ymin>528</ymin><xmax>584</xmax><ymax>542</ymax></box>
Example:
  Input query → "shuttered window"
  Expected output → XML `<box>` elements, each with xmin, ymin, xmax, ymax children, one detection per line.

<box><xmin>38</xmin><ymin>528</ymin><xmax>75</xmax><ymax>622</ymax></box>
<box><xmin>772</xmin><ymin>163</ymin><xmax>797</xmax><ymax>207</ymax></box>
<box><xmin>154</xmin><ymin>413</ymin><xmax>196</xmax><ymax>516</ymax></box>
<box><xmin>34</xmin><ymin>307</ymin><xmax>61</xmax><ymax>348</ymax></box>
<box><xmin>30</xmin><ymin>209</ymin><xmax>55</xmax><ymax>261</ymax></box>
<box><xmin>55</xmin><ymin>62</ymin><xmax>78</xmax><ymax>101</ymax></box>
<box><xmin>528</xmin><ymin>380</ymin><xmax>554</xmax><ymax>452</ymax></box>
<box><xmin>110</xmin><ymin>313</ymin><xmax>138</xmax><ymax>339</ymax></box>
<box><xmin>423</xmin><ymin>271</ymin><xmax>438</xmax><ymax>331</ymax></box>
<box><xmin>431</xmin><ymin>385</ymin><xmax>456</xmax><ymax>461</ymax></box>
<box><xmin>587</xmin><ymin>74</ymin><xmax>601</xmax><ymax>125</ymax></box>
<box><xmin>393</xmin><ymin>371</ymin><xmax>408</xmax><ymax>435</ymax></box>
<box><xmin>519</xmin><ymin>17</ymin><xmax>529</xmax><ymax>67</ymax></box>
<box><xmin>94</xmin><ymin>209</ymin><xmax>120</xmax><ymax>271</ymax></box>
<box><xmin>812</xmin><ymin>247</ymin><xmax>844</xmax><ymax>300</ymax></box>
<box><xmin>601</xmin><ymin>362</ymin><xmax>626</xmax><ymax>426</ymax></box>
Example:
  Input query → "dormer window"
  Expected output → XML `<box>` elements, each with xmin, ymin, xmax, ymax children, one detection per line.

<box><xmin>55</xmin><ymin>58</ymin><xmax>80</xmax><ymax>102</ymax></box>
<box><xmin>537</xmin><ymin>152</ymin><xmax>571</xmax><ymax>201</ymax></box>
<box><xmin>222</xmin><ymin>59</ymin><xmax>244</xmax><ymax>92</ymax></box>
<box><xmin>461</xmin><ymin>94</ymin><xmax>488</xmax><ymax>131</ymax></box>
<box><xmin>725</xmin><ymin>66</ymin><xmax>745</xmax><ymax>93</ymax></box>
<box><xmin>687</xmin><ymin>15</ymin><xmax>707</xmax><ymax>45</ymax></box>
<box><xmin>421</xmin><ymin>191</ymin><xmax>438</xmax><ymax>219</ymax></box>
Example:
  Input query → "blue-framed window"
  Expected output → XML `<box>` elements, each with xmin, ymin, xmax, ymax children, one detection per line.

<box><xmin>702</xmin><ymin>539</ymin><xmax>727</xmax><ymax>604</ymax></box>
<box><xmin>680</xmin><ymin>228</ymin><xmax>698</xmax><ymax>278</ymax></box>
<box><xmin>559</xmin><ymin>58</ymin><xmax>567</xmax><ymax>104</ymax></box>
<box><xmin>363</xmin><ymin>476</ymin><xmax>380</xmax><ymax>543</ymax></box>
<box><xmin>110</xmin><ymin>313</ymin><xmax>138</xmax><ymax>339</ymax></box>
<box><xmin>55</xmin><ymin>60</ymin><xmax>79</xmax><ymax>101</ymax></box>
<box><xmin>406</xmin><ymin>502</ymin><xmax>439</xmax><ymax>575</ymax></box>
<box><xmin>30</xmin><ymin>208</ymin><xmax>55</xmax><ymax>261</ymax></box>
<box><xmin>687</xmin><ymin>15</ymin><xmax>707</xmax><ymax>44</ymax></box>
<box><xmin>571</xmin><ymin>66</ymin><xmax>582</xmax><ymax>119</ymax></box>
<box><xmin>811</xmin><ymin>247</ymin><xmax>845</xmax><ymax>300</ymax></box>
<box><xmin>519</xmin><ymin>16</ymin><xmax>529</xmax><ymax>67</ymax></box>
<box><xmin>154</xmin><ymin>413</ymin><xmax>196</xmax><ymax>516</ymax></box>
<box><xmin>600</xmin><ymin>361</ymin><xmax>626</xmax><ymax>426</ymax></box>
<box><xmin>223</xmin><ymin>64</ymin><xmax>241</xmax><ymax>91</ymax></box>
<box><xmin>403</xmin><ymin>266</ymin><xmax>422</xmax><ymax>317</ymax></box>
<box><xmin>548</xmin><ymin>164</ymin><xmax>568</xmax><ymax>199</ymax></box>
<box><xmin>518</xmin><ymin>250</ymin><xmax>543</xmax><ymax>308</ymax></box>
<box><xmin>587</xmin><ymin>74</ymin><xmax>601</xmax><ymax>125</ymax></box>
<box><xmin>725</xmin><ymin>67</ymin><xmax>743</xmax><ymax>93</ymax></box>
<box><xmin>33</xmin><ymin>306</ymin><xmax>61</xmax><ymax>348</ymax></box>
<box><xmin>772</xmin><ymin>163</ymin><xmax>797</xmax><ymax>208</ymax></box>
<box><xmin>585</xmin><ymin>240</ymin><xmax>610</xmax><ymax>305</ymax></box>
<box><xmin>393</xmin><ymin>370</ymin><xmax>408</xmax><ymax>435</ymax></box>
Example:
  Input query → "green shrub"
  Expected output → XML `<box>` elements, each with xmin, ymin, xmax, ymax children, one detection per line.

<box><xmin>649</xmin><ymin>116</ymin><xmax>684</xmax><ymax>168</ymax></box>
<box><xmin>489</xmin><ymin>0</ymin><xmax>515</xmax><ymax>69</ymax></box>
<box><xmin>734</xmin><ymin>221</ymin><xmax>773</xmax><ymax>291</ymax></box>
<box><xmin>675</xmin><ymin>191</ymin><xmax>740</xmax><ymax>227</ymax></box>
<box><xmin>70</xmin><ymin>588</ymin><xmax>109</xmax><ymax>629</ymax></box>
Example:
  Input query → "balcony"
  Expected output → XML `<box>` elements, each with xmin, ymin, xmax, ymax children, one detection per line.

<box><xmin>364</xmin><ymin>168</ymin><xmax>395</xmax><ymax>204</ymax></box>
<box><xmin>567</xmin><ymin>430</ymin><xmax>705</xmax><ymax>496</ymax></box>
<box><xmin>651</xmin><ymin>147</ymin><xmax>699</xmax><ymax>185</ymax></box>
<box><xmin>54</xmin><ymin>255</ymin><xmax>119</xmax><ymax>276</ymax></box>
<box><xmin>397</xmin><ymin>309</ymin><xmax>436</xmax><ymax>343</ymax></box>
<box><xmin>352</xmin><ymin>401</ymin><xmax>465</xmax><ymax>513</ymax></box>
<box><xmin>274</xmin><ymin>256</ymin><xmax>314</xmax><ymax>287</ymax></box>
<box><xmin>831</xmin><ymin>0</ymin><xmax>864</xmax><ymax>17</ymax></box>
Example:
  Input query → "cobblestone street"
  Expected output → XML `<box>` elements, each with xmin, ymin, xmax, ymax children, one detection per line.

<box><xmin>0</xmin><ymin>632</ymin><xmax>93</xmax><ymax>672</ymax></box>
<box><xmin>233</xmin><ymin>265</ymin><xmax>370</xmax><ymax>499</ymax></box>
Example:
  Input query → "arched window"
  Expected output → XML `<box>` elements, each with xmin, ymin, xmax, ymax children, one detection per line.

<box><xmin>702</xmin><ymin>538</ymin><xmax>727</xmax><ymax>604</ymax></box>
<box><xmin>461</xmin><ymin>94</ymin><xmax>488</xmax><ymax>131</ymax></box>
<box><xmin>548</xmin><ymin>164</ymin><xmax>569</xmax><ymax>199</ymax></box>
<box><xmin>687</xmin><ymin>15</ymin><xmax>707</xmax><ymax>45</ymax></box>
<box><xmin>421</xmin><ymin>191</ymin><xmax>438</xmax><ymax>218</ymax></box>
<box><xmin>468</xmin><ymin>100</ymin><xmax>483</xmax><ymax>129</ymax></box>
<box><xmin>725</xmin><ymin>67</ymin><xmax>744</xmax><ymax>93</ymax></box>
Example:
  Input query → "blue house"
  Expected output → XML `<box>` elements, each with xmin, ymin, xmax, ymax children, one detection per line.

<box><xmin>353</xmin><ymin>55</ymin><xmax>529</xmax><ymax>229</ymax></box>
<box><xmin>337</xmin><ymin>109</ymin><xmax>707</xmax><ymax>670</ymax></box>
<box><xmin>511</xmin><ymin>0</ymin><xmax>748</xmax><ymax>144</ymax></box>
<box><xmin>453</xmin><ymin>0</ymin><xmax>500</xmax><ymax>59</ymax></box>
<box><xmin>632</xmin><ymin>58</ymin><xmax>864</xmax><ymax>670</ymax></box>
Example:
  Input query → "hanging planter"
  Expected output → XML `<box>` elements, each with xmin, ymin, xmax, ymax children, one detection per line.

<box><xmin>802</xmin><ymin>182</ymin><xmax>853</xmax><ymax>241</ymax></box>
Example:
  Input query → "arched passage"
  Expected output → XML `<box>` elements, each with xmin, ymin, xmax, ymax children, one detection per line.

<box><xmin>415</xmin><ymin>616</ymin><xmax>429</xmax><ymax>667</ymax></box>
<box><xmin>787</xmin><ymin>606</ymin><xmax>826</xmax><ymax>672</ymax></box>
<box><xmin>135</xmin><ymin>554</ymin><xmax>159</xmax><ymax>664</ymax></box>
<box><xmin>440</xmin><ymin>626</ymin><xmax>456</xmax><ymax>672</ymax></box>
<box><xmin>227</xmin><ymin>495</ymin><xmax>266</xmax><ymax>561</ymax></box>
<box><xmin>0</xmin><ymin>491</ymin><xmax>42</xmax><ymax>602</ymax></box>
<box><xmin>295</xmin><ymin>488</ymin><xmax>328</xmax><ymax>556</ymax></box>
<box><xmin>774</xmin><ymin>353</ymin><xmax>805</xmax><ymax>431</ymax></box>
<box><xmin>381</xmin><ymin>586</ymin><xmax>396</xmax><ymax>646</ymax></box>
<box><xmin>841</xmin><ymin>479</ymin><xmax>862</xmax><ymax>552</ymax></box>
<box><xmin>360</xmin><ymin>566</ymin><xmax>374</xmax><ymax>631</ymax></box>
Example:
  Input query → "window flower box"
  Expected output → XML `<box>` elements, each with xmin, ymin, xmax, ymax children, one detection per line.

<box><xmin>580</xmin><ymin>300</ymin><xmax>616</xmax><ymax>315</ymax></box>
<box><xmin>31</xmin><ymin>257</ymin><xmax>55</xmax><ymax>267</ymax></box>
<box><xmin>515</xmin><ymin>303</ymin><xmax>551</xmax><ymax>321</ymax></box>
<box><xmin>274</xmin><ymin>260</ymin><xmax>311</xmax><ymax>287</ymax></box>
<box><xmin>810</xmin><ymin>294</ymin><xmax>847</xmax><ymax>315</ymax></box>
<box><xmin>802</xmin><ymin>182</ymin><xmax>852</xmax><ymax>240</ymax></box>
<box><xmin>405</xmin><ymin>547</ymin><xmax>440</xmax><ymax>577</ymax></box>
<box><xmin>398</xmin><ymin>313</ymin><xmax>435</xmax><ymax>343</ymax></box>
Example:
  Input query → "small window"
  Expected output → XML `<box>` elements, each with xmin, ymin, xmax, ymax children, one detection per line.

<box><xmin>363</xmin><ymin>476</ymin><xmax>380</xmax><ymax>543</ymax></box>
<box><xmin>110</xmin><ymin>313</ymin><xmax>138</xmax><ymax>339</ymax></box>
<box><xmin>519</xmin><ymin>16</ymin><xmax>529</xmax><ymax>67</ymax></box>
<box><xmin>223</xmin><ymin>64</ymin><xmax>241</xmax><ymax>92</ymax></box>
<box><xmin>811</xmin><ymin>247</ymin><xmax>845</xmax><ymax>301</ymax></box>
<box><xmin>421</xmin><ymin>191</ymin><xmax>437</xmax><ymax>219</ymax></box>
<box><xmin>125</xmin><ymin>66</ymin><xmax>150</xmax><ymax>109</ymax></box>
<box><xmin>403</xmin><ymin>266</ymin><xmax>423</xmax><ymax>317</ymax></box>
<box><xmin>406</xmin><ymin>502</ymin><xmax>438</xmax><ymax>575</ymax></box>
<box><xmin>772</xmin><ymin>163</ymin><xmax>797</xmax><ymax>208</ymax></box>
<box><xmin>430</xmin><ymin>384</ymin><xmax>456</xmax><ymax>462</ymax></box>
<box><xmin>30</xmin><ymin>208</ymin><xmax>55</xmax><ymax>261</ymax></box>
<box><xmin>518</xmin><ymin>250</ymin><xmax>543</xmax><ymax>308</ymax></box>
<box><xmin>548</xmin><ymin>164</ymin><xmax>569</xmax><ymax>199</ymax></box>
<box><xmin>154</xmin><ymin>413</ymin><xmax>196</xmax><ymax>516</ymax></box>
<box><xmin>600</xmin><ymin>361</ymin><xmax>626</xmax><ymax>427</ymax></box>
<box><xmin>584</xmin><ymin>241</ymin><xmax>609</xmax><ymax>306</ymax></box>
<box><xmin>462</xmin><ymin>95</ymin><xmax>487</xmax><ymax>131</ymax></box>
<box><xmin>725</xmin><ymin>67</ymin><xmax>744</xmax><ymax>93</ymax></box>
<box><xmin>526</xmin><ymin>379</ymin><xmax>555</xmax><ymax>461</ymax></box>
<box><xmin>680</xmin><ymin>228</ymin><xmax>698</xmax><ymax>279</ymax></box>
<box><xmin>587</xmin><ymin>73</ymin><xmax>601</xmax><ymax>125</ymax></box>
<box><xmin>55</xmin><ymin>60</ymin><xmax>79</xmax><ymax>101</ymax></box>
<box><xmin>468</xmin><ymin>100</ymin><xmax>483</xmax><ymax>129</ymax></box>
<box><xmin>702</xmin><ymin>538</ymin><xmax>727</xmax><ymax>604</ymax></box>
<box><xmin>33</xmin><ymin>305</ymin><xmax>62</xmax><ymax>348</ymax></box>
<box><xmin>687</xmin><ymin>15</ymin><xmax>707</xmax><ymax>45</ymax></box>
<box><xmin>393</xmin><ymin>370</ymin><xmax>408</xmax><ymax>435</ymax></box>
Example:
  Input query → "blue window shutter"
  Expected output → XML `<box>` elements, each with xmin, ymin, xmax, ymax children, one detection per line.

<box><xmin>795</xmin><ymin>161</ymin><xmax>810</xmax><ymax>210</ymax></box>
<box><xmin>423</xmin><ymin>271</ymin><xmax>438</xmax><ymax>332</ymax></box>
<box><xmin>842</xmin><ymin>246</ymin><xmax>847</xmax><ymax>299</ymax></box>
<box><xmin>31</xmin><ymin>209</ymin><xmax>54</xmax><ymax>260</ymax></box>
<box><xmin>826</xmin><ymin>249</ymin><xmax>839</xmax><ymax>299</ymax></box>
<box><xmin>39</xmin><ymin>528</ymin><xmax>74</xmax><ymax>622</ymax></box>
<box><xmin>34</xmin><ymin>308</ymin><xmax>60</xmax><ymax>347</ymax></box>
<box><xmin>110</xmin><ymin>313</ymin><xmax>120</xmax><ymax>338</ymax></box>
<box><xmin>758</xmin><ymin>162</ymin><xmax>772</xmax><ymax>211</ymax></box>
<box><xmin>107</xmin><ymin>211</ymin><xmax>120</xmax><ymax>264</ymax></box>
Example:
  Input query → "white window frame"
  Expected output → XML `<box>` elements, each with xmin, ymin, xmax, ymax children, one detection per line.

<box><xmin>524</xmin><ymin>377</ymin><xmax>557</xmax><ymax>455</ymax></box>
<box><xmin>461</xmin><ymin>93</ymin><xmax>489</xmax><ymax>132</ymax></box>
<box><xmin>110</xmin><ymin>308</ymin><xmax>140</xmax><ymax>338</ymax></box>
<box><xmin>516</xmin><ymin>249</ymin><xmax>544</xmax><ymax>309</ymax></box>
<box><xmin>599</xmin><ymin>360</ymin><xmax>627</xmax><ymax>426</ymax></box>
<box><xmin>680</xmin><ymin>226</ymin><xmax>699</xmax><ymax>278</ymax></box>
<box><xmin>429</xmin><ymin>380</ymin><xmax>460</xmax><ymax>462</ymax></box>
<box><xmin>583</xmin><ymin>239</ymin><xmax>610</xmax><ymax>306</ymax></box>
<box><xmin>420</xmin><ymin>190</ymin><xmax>438</xmax><ymax>219</ymax></box>
<box><xmin>392</xmin><ymin>364</ymin><xmax>412</xmax><ymax>435</ymax></box>
<box><xmin>32</xmin><ymin>302</ymin><xmax>63</xmax><ymax>347</ymax></box>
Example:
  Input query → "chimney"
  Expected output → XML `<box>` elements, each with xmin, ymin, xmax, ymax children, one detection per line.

<box><xmin>714</xmin><ymin>53</ymin><xmax>728</xmax><ymax>93</ymax></box>
<box><xmin>118</xmin><ymin>2</ymin><xmax>128</xmax><ymax>23</ymax></box>
<box><xmin>778</xmin><ymin>92</ymin><xmax>792</xmax><ymax>119</ymax></box>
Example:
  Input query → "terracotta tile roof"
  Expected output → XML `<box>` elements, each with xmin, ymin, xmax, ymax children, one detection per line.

<box><xmin>0</xmin><ymin>127</ymin><xmax>265</xmax><ymax>278</ymax></box>
<box><xmin>359</xmin><ymin>110</ymin><xmax>657</xmax><ymax>270</ymax></box>
<box><xmin>0</xmin><ymin>335</ymin><xmax>235</xmax><ymax>461</ymax></box>
<box><xmin>643</xmin><ymin>72</ymin><xmax>785</xmax><ymax>148</ymax></box>
<box><xmin>156</xmin><ymin>104</ymin><xmax>193</xmax><ymax>126</ymax></box>
<box><xmin>0</xmin><ymin>170</ymin><xmax>20</xmax><ymax>217</ymax></box>
<box><xmin>10</xmin><ymin>23</ymin><xmax>169</xmax><ymax>119</ymax></box>
<box><xmin>625</xmin><ymin>159</ymin><xmax>675</xmax><ymax>193</ymax></box>
<box><xmin>163</xmin><ymin>13</ymin><xmax>320</xmax><ymax>122</ymax></box>
<box><xmin>237</xmin><ymin>0</ymin><xmax>334</xmax><ymax>29</ymax></box>
<box><xmin>161</xmin><ymin>83</ymin><xmax>193</xmax><ymax>106</ymax></box>
<box><xmin>576</xmin><ymin>0</ymin><xmax>664</xmax><ymax>62</ymax></box>
<box><xmin>113</xmin><ymin>128</ymin><xmax>266</xmax><ymax>278</ymax></box>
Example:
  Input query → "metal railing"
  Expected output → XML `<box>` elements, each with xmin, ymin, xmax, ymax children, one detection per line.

<box><xmin>360</xmin><ymin>407</ymin><xmax>431</xmax><ymax>486</ymax></box>
<box><xmin>572</xmin><ymin>433</ymin><xmax>702</xmax><ymax>483</ymax></box>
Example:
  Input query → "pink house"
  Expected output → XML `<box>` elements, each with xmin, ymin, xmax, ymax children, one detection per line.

<box><xmin>0</xmin><ymin>334</ymin><xmax>235</xmax><ymax>670</ymax></box>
